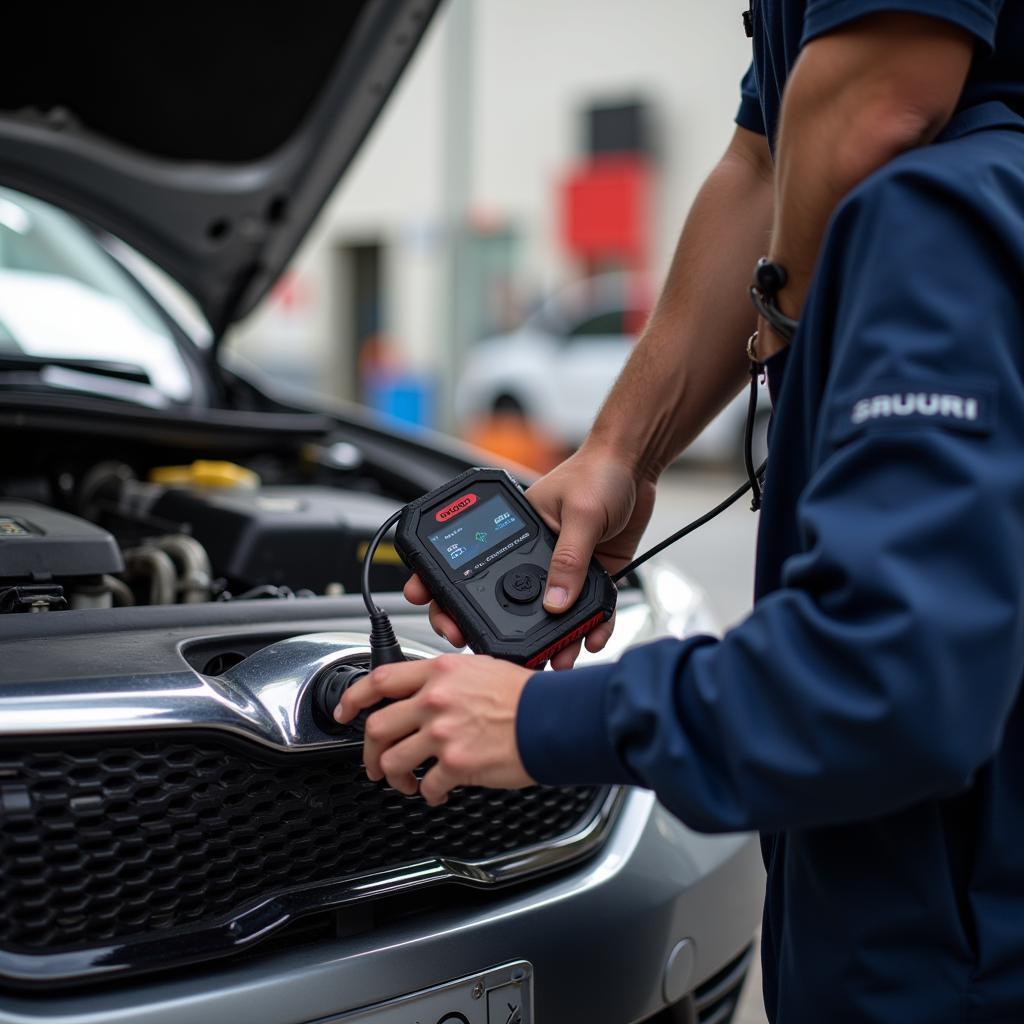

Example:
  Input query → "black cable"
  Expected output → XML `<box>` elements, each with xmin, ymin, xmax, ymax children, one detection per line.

<box><xmin>612</xmin><ymin>353</ymin><xmax>769</xmax><ymax>583</ymax></box>
<box><xmin>361</xmin><ymin>507</ymin><xmax>406</xmax><ymax>667</ymax></box>
<box><xmin>611</xmin><ymin>458</ymin><xmax>767</xmax><ymax>583</ymax></box>
<box><xmin>362</xmin><ymin>508</ymin><xmax>403</xmax><ymax>617</ymax></box>
<box><xmin>744</xmin><ymin>362</ymin><xmax>763</xmax><ymax>511</ymax></box>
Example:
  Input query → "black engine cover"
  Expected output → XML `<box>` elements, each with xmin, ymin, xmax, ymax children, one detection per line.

<box><xmin>149</xmin><ymin>486</ymin><xmax>405</xmax><ymax>595</ymax></box>
<box><xmin>0</xmin><ymin>501</ymin><xmax>123</xmax><ymax>580</ymax></box>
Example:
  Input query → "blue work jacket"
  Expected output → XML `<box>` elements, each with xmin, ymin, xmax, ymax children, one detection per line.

<box><xmin>517</xmin><ymin>3</ymin><xmax>1024</xmax><ymax>1021</ymax></box>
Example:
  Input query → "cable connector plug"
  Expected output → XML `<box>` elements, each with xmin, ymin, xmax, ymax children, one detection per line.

<box><xmin>362</xmin><ymin>507</ymin><xmax>407</xmax><ymax>668</ymax></box>
<box><xmin>369</xmin><ymin>609</ymin><xmax>406</xmax><ymax>669</ymax></box>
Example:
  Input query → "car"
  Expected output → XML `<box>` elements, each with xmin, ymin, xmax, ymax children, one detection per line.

<box><xmin>455</xmin><ymin>274</ymin><xmax>770</xmax><ymax>464</ymax></box>
<box><xmin>0</xmin><ymin>5</ymin><xmax>763</xmax><ymax>1023</ymax></box>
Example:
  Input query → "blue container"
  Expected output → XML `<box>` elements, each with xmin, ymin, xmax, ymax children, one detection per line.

<box><xmin>364</xmin><ymin>371</ymin><xmax>435</xmax><ymax>430</ymax></box>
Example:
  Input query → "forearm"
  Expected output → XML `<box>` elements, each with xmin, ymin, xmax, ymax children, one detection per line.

<box><xmin>588</xmin><ymin>126</ymin><xmax>774</xmax><ymax>481</ymax></box>
<box><xmin>768</xmin><ymin>13</ymin><xmax>972</xmax><ymax>325</ymax></box>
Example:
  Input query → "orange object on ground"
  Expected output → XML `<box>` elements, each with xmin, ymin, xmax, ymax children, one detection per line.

<box><xmin>463</xmin><ymin>414</ymin><xmax>566</xmax><ymax>474</ymax></box>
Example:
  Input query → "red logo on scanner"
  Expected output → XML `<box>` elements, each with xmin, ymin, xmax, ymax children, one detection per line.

<box><xmin>435</xmin><ymin>492</ymin><xmax>478</xmax><ymax>522</ymax></box>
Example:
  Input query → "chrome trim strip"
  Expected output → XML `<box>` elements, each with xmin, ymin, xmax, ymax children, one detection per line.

<box><xmin>0</xmin><ymin>633</ymin><xmax>438</xmax><ymax>752</ymax></box>
<box><xmin>0</xmin><ymin>608</ymin><xmax>659</xmax><ymax>749</ymax></box>
<box><xmin>0</xmin><ymin>788</ymin><xmax>625</xmax><ymax>983</ymax></box>
<box><xmin>0</xmin><ymin>602</ymin><xmax>655</xmax><ymax>749</ymax></box>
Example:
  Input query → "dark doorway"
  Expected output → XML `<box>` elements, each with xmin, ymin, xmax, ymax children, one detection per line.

<box><xmin>336</xmin><ymin>240</ymin><xmax>385</xmax><ymax>402</ymax></box>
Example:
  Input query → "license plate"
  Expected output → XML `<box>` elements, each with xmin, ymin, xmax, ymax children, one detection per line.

<box><xmin>323</xmin><ymin>961</ymin><xmax>532</xmax><ymax>1024</ymax></box>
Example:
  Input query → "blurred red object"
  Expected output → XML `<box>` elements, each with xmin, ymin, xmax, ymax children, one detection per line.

<box><xmin>560</xmin><ymin>155</ymin><xmax>651</xmax><ymax>266</ymax></box>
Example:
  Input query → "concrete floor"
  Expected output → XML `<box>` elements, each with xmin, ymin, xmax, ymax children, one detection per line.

<box><xmin>639</xmin><ymin>466</ymin><xmax>768</xmax><ymax>1024</ymax></box>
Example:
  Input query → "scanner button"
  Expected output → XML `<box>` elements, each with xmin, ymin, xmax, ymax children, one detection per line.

<box><xmin>501</xmin><ymin>568</ymin><xmax>542</xmax><ymax>604</ymax></box>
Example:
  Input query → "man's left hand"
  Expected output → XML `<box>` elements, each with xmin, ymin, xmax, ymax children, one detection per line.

<box><xmin>335</xmin><ymin>654</ymin><xmax>536</xmax><ymax>805</ymax></box>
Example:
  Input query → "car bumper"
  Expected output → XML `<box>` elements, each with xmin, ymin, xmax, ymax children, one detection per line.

<box><xmin>0</xmin><ymin>790</ymin><xmax>764</xmax><ymax>1024</ymax></box>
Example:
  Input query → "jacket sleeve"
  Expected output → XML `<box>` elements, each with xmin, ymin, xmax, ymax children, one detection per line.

<box><xmin>516</xmin><ymin>149</ymin><xmax>1024</xmax><ymax>833</ymax></box>
<box><xmin>802</xmin><ymin>0</ymin><xmax>1003</xmax><ymax>51</ymax></box>
<box><xmin>735</xmin><ymin>63</ymin><xmax>766</xmax><ymax>136</ymax></box>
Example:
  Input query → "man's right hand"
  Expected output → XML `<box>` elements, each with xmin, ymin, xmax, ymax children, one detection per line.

<box><xmin>403</xmin><ymin>444</ymin><xmax>656</xmax><ymax>669</ymax></box>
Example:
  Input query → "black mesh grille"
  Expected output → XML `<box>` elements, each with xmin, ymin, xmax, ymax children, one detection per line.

<box><xmin>0</xmin><ymin>736</ymin><xmax>604</xmax><ymax>956</ymax></box>
<box><xmin>694</xmin><ymin>945</ymin><xmax>754</xmax><ymax>1024</ymax></box>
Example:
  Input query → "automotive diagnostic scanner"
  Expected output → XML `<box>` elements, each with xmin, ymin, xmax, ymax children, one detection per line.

<box><xmin>356</xmin><ymin>438</ymin><xmax>766</xmax><ymax>677</ymax></box>
<box><xmin>393</xmin><ymin>468</ymin><xmax>617</xmax><ymax>667</ymax></box>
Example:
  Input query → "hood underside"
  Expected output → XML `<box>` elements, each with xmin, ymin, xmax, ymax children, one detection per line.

<box><xmin>0</xmin><ymin>1</ymin><xmax>440</xmax><ymax>339</ymax></box>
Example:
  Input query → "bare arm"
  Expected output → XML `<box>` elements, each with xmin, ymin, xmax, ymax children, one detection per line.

<box><xmin>762</xmin><ymin>11</ymin><xmax>974</xmax><ymax>355</ymax></box>
<box><xmin>590</xmin><ymin>125</ymin><xmax>774</xmax><ymax>480</ymax></box>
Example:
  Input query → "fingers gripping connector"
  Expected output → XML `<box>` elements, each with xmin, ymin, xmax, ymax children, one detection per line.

<box><xmin>311</xmin><ymin>664</ymin><xmax>369</xmax><ymax>734</ymax></box>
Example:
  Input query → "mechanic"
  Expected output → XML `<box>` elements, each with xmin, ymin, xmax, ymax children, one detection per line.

<box><xmin>339</xmin><ymin>3</ymin><xmax>1024</xmax><ymax>1021</ymax></box>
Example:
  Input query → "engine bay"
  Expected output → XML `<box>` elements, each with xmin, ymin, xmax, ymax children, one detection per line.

<box><xmin>0</xmin><ymin>455</ymin><xmax>410</xmax><ymax>614</ymax></box>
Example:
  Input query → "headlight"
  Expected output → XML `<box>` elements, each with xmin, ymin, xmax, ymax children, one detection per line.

<box><xmin>643</xmin><ymin>561</ymin><xmax>720</xmax><ymax>638</ymax></box>
<box><xmin>565</xmin><ymin>560</ymin><xmax>720</xmax><ymax>670</ymax></box>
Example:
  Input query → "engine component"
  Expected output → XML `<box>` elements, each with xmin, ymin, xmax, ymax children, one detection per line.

<box><xmin>68</xmin><ymin>578</ymin><xmax>116</xmax><ymax>611</ymax></box>
<box><xmin>149</xmin><ymin>460</ymin><xmax>260</xmax><ymax>490</ymax></box>
<box><xmin>138</xmin><ymin>486</ymin><xmax>406</xmax><ymax>595</ymax></box>
<box><xmin>76</xmin><ymin>461</ymin><xmax>136</xmax><ymax>523</ymax></box>
<box><xmin>122</xmin><ymin>545</ymin><xmax>178</xmax><ymax>605</ymax></box>
<box><xmin>0</xmin><ymin>501</ymin><xmax>123</xmax><ymax>579</ymax></box>
<box><xmin>151</xmin><ymin>534</ymin><xmax>212</xmax><ymax>603</ymax></box>
<box><xmin>103</xmin><ymin>574</ymin><xmax>135</xmax><ymax>606</ymax></box>
<box><xmin>0</xmin><ymin>501</ymin><xmax>123</xmax><ymax>611</ymax></box>
<box><xmin>121</xmin><ymin>534</ymin><xmax>213</xmax><ymax>605</ymax></box>
<box><xmin>0</xmin><ymin>583</ymin><xmax>67</xmax><ymax>613</ymax></box>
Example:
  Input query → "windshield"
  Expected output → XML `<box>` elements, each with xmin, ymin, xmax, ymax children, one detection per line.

<box><xmin>0</xmin><ymin>187</ymin><xmax>193</xmax><ymax>404</ymax></box>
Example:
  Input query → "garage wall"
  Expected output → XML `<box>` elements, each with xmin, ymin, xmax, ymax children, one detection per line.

<box><xmin>230</xmin><ymin>0</ymin><xmax>755</xmax><ymax>422</ymax></box>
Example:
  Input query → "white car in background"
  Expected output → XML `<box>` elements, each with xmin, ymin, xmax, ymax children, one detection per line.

<box><xmin>455</xmin><ymin>275</ymin><xmax>769</xmax><ymax>463</ymax></box>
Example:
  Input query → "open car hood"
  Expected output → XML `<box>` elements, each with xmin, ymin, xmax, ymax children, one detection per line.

<box><xmin>0</xmin><ymin>2</ymin><xmax>439</xmax><ymax>341</ymax></box>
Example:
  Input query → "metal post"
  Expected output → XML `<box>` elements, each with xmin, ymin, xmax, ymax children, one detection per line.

<box><xmin>439</xmin><ymin>0</ymin><xmax>474</xmax><ymax>434</ymax></box>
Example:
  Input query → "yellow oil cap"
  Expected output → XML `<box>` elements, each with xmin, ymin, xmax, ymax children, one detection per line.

<box><xmin>149</xmin><ymin>460</ymin><xmax>261</xmax><ymax>489</ymax></box>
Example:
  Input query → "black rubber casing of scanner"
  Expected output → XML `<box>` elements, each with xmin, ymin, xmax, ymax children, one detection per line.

<box><xmin>394</xmin><ymin>468</ymin><xmax>617</xmax><ymax>666</ymax></box>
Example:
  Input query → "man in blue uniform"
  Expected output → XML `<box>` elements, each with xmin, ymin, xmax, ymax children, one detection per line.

<box><xmin>340</xmin><ymin>3</ymin><xmax>1024</xmax><ymax>1020</ymax></box>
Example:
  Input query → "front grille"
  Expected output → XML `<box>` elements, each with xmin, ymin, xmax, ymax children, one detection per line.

<box><xmin>0</xmin><ymin>735</ymin><xmax>605</xmax><ymax>976</ymax></box>
<box><xmin>693</xmin><ymin>945</ymin><xmax>754</xmax><ymax>1024</ymax></box>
